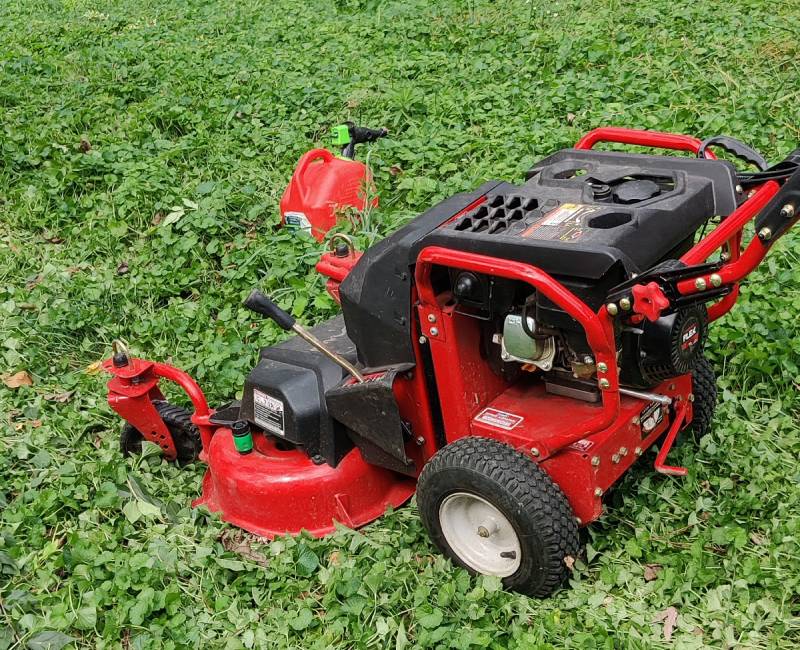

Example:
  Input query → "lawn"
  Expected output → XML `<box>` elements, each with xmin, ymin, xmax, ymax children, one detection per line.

<box><xmin>1</xmin><ymin>0</ymin><xmax>800</xmax><ymax>647</ymax></box>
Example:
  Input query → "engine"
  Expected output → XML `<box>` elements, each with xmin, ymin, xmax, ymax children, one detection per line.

<box><xmin>417</xmin><ymin>147</ymin><xmax>733</xmax><ymax>392</ymax></box>
<box><xmin>339</xmin><ymin>146</ymin><xmax>737</xmax><ymax>396</ymax></box>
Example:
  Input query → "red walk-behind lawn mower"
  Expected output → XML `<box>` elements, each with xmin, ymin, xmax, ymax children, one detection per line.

<box><xmin>103</xmin><ymin>127</ymin><xmax>800</xmax><ymax>596</ymax></box>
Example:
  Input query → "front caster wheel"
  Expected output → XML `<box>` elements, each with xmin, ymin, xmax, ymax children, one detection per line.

<box><xmin>120</xmin><ymin>400</ymin><xmax>201</xmax><ymax>464</ymax></box>
<box><xmin>417</xmin><ymin>437</ymin><xmax>580</xmax><ymax>597</ymax></box>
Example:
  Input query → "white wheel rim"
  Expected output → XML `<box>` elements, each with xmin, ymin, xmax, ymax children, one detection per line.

<box><xmin>438</xmin><ymin>492</ymin><xmax>522</xmax><ymax>577</ymax></box>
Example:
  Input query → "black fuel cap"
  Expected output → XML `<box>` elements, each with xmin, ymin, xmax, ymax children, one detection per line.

<box><xmin>613</xmin><ymin>179</ymin><xmax>660</xmax><ymax>204</ymax></box>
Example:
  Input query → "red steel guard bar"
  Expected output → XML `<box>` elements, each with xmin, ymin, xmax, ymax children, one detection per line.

<box><xmin>415</xmin><ymin>246</ymin><xmax>621</xmax><ymax>456</ymax></box>
<box><xmin>575</xmin><ymin>127</ymin><xmax>783</xmax><ymax>321</ymax></box>
<box><xmin>151</xmin><ymin>362</ymin><xmax>215</xmax><ymax>451</ymax></box>
<box><xmin>574</xmin><ymin>127</ymin><xmax>716</xmax><ymax>158</ymax></box>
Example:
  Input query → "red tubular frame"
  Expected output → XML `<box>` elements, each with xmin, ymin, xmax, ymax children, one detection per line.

<box><xmin>575</xmin><ymin>127</ymin><xmax>715</xmax><ymax>158</ymax></box>
<box><xmin>415</xmin><ymin>246</ymin><xmax>620</xmax><ymax>457</ymax></box>
<box><xmin>576</xmin><ymin>127</ymin><xmax>787</xmax><ymax>323</ymax></box>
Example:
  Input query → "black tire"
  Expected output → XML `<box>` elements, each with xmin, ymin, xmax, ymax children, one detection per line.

<box><xmin>120</xmin><ymin>401</ymin><xmax>201</xmax><ymax>464</ymax></box>
<box><xmin>417</xmin><ymin>437</ymin><xmax>580</xmax><ymax>597</ymax></box>
<box><xmin>687</xmin><ymin>356</ymin><xmax>717</xmax><ymax>441</ymax></box>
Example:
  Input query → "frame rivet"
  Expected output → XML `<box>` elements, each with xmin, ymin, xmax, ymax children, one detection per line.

<box><xmin>758</xmin><ymin>227</ymin><xmax>772</xmax><ymax>241</ymax></box>
<box><xmin>695</xmin><ymin>277</ymin><xmax>707</xmax><ymax>291</ymax></box>
<box><xmin>597</xmin><ymin>362</ymin><xmax>608</xmax><ymax>373</ymax></box>
<box><xmin>619</xmin><ymin>447</ymin><xmax>628</xmax><ymax>455</ymax></box>
<box><xmin>611</xmin><ymin>454</ymin><xmax>621</xmax><ymax>464</ymax></box>
<box><xmin>606</xmin><ymin>303</ymin><xmax>619</xmax><ymax>316</ymax></box>
<box><xmin>531</xmin><ymin>447</ymin><xmax>540</xmax><ymax>457</ymax></box>
<box><xmin>709</xmin><ymin>273</ymin><xmax>722</xmax><ymax>287</ymax></box>
<box><xmin>591</xmin><ymin>456</ymin><xmax>600</xmax><ymax>466</ymax></box>
<box><xmin>720</xmin><ymin>250</ymin><xmax>731</xmax><ymax>262</ymax></box>
<box><xmin>430</xmin><ymin>327</ymin><xmax>439</xmax><ymax>336</ymax></box>
<box><xmin>634</xmin><ymin>447</ymin><xmax>642</xmax><ymax>456</ymax></box>
<box><xmin>594</xmin><ymin>487</ymin><xmax>603</xmax><ymax>497</ymax></box>
<box><xmin>418</xmin><ymin>336</ymin><xmax>427</xmax><ymax>344</ymax></box>
<box><xmin>619</xmin><ymin>297</ymin><xmax>631</xmax><ymax>311</ymax></box>
<box><xmin>599</xmin><ymin>378</ymin><xmax>611</xmax><ymax>389</ymax></box>
<box><xmin>416</xmin><ymin>436</ymin><xmax>425</xmax><ymax>446</ymax></box>
<box><xmin>632</xmin><ymin>416</ymin><xmax>640</xmax><ymax>425</ymax></box>
<box><xmin>735</xmin><ymin>184</ymin><xmax>743</xmax><ymax>194</ymax></box>
<box><xmin>427</xmin><ymin>313</ymin><xmax>437</xmax><ymax>323</ymax></box>
<box><xmin>688</xmin><ymin>393</ymin><xmax>695</xmax><ymax>402</ymax></box>
<box><xmin>780</xmin><ymin>203</ymin><xmax>795</xmax><ymax>219</ymax></box>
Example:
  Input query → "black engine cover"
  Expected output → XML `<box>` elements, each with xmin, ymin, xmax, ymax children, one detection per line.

<box><xmin>239</xmin><ymin>315</ymin><xmax>355</xmax><ymax>466</ymax></box>
<box><xmin>622</xmin><ymin>304</ymin><xmax>708</xmax><ymax>387</ymax></box>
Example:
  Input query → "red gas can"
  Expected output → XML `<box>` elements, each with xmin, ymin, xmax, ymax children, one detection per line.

<box><xmin>280</xmin><ymin>148</ymin><xmax>376</xmax><ymax>241</ymax></box>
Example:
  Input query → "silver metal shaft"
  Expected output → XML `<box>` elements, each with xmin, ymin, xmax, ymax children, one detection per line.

<box><xmin>619</xmin><ymin>387</ymin><xmax>673</xmax><ymax>405</ymax></box>
<box><xmin>292</xmin><ymin>324</ymin><xmax>365</xmax><ymax>382</ymax></box>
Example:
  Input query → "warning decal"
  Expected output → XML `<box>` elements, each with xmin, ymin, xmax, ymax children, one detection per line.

<box><xmin>474</xmin><ymin>407</ymin><xmax>524</xmax><ymax>431</ymax></box>
<box><xmin>284</xmin><ymin>211</ymin><xmax>312</xmax><ymax>234</ymax></box>
<box><xmin>639</xmin><ymin>401</ymin><xmax>664</xmax><ymax>436</ymax></box>
<box><xmin>253</xmin><ymin>389</ymin><xmax>285</xmax><ymax>436</ymax></box>
<box><xmin>521</xmin><ymin>203</ymin><xmax>599</xmax><ymax>242</ymax></box>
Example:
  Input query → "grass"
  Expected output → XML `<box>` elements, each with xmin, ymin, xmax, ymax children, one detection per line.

<box><xmin>1</xmin><ymin>0</ymin><xmax>800</xmax><ymax>647</ymax></box>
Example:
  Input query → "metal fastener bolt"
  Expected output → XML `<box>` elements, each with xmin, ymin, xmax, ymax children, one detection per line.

<box><xmin>606</xmin><ymin>303</ymin><xmax>619</xmax><ymax>316</ymax></box>
<box><xmin>575</xmin><ymin>516</ymin><xmax>582</xmax><ymax>525</ymax></box>
<box><xmin>780</xmin><ymin>203</ymin><xmax>795</xmax><ymax>219</ymax></box>
<box><xmin>415</xmin><ymin>436</ymin><xmax>425</xmax><ymax>446</ymax></box>
<box><xmin>599</xmin><ymin>378</ymin><xmax>611</xmax><ymax>389</ymax></box>
<box><xmin>688</xmin><ymin>393</ymin><xmax>695</xmax><ymax>402</ymax></box>
<box><xmin>710</xmin><ymin>273</ymin><xmax>722</xmax><ymax>288</ymax></box>
<box><xmin>611</xmin><ymin>453</ymin><xmax>621</xmax><ymax>464</ymax></box>
<box><xmin>477</xmin><ymin>526</ymin><xmax>490</xmax><ymax>538</ymax></box>
<box><xmin>695</xmin><ymin>277</ymin><xmax>707</xmax><ymax>291</ymax></box>
<box><xmin>634</xmin><ymin>447</ymin><xmax>642</xmax><ymax>456</ymax></box>
<box><xmin>583</xmin><ymin>355</ymin><xmax>594</xmax><ymax>365</ymax></box>
<box><xmin>427</xmin><ymin>313</ymin><xmax>437</xmax><ymax>323</ymax></box>
<box><xmin>758</xmin><ymin>227</ymin><xmax>772</xmax><ymax>241</ymax></box>
<box><xmin>735</xmin><ymin>184</ymin><xmax>743</xmax><ymax>194</ymax></box>
<box><xmin>418</xmin><ymin>336</ymin><xmax>427</xmax><ymax>344</ymax></box>
<box><xmin>531</xmin><ymin>447</ymin><xmax>540</xmax><ymax>457</ymax></box>
<box><xmin>430</xmin><ymin>327</ymin><xmax>439</xmax><ymax>336</ymax></box>
<box><xmin>619</xmin><ymin>297</ymin><xmax>631</xmax><ymax>311</ymax></box>
<box><xmin>619</xmin><ymin>447</ymin><xmax>628</xmax><ymax>455</ymax></box>
<box><xmin>632</xmin><ymin>416</ymin><xmax>640</xmax><ymax>425</ymax></box>
<box><xmin>597</xmin><ymin>362</ymin><xmax>608</xmax><ymax>373</ymax></box>
<box><xmin>594</xmin><ymin>487</ymin><xmax>603</xmax><ymax>497</ymax></box>
<box><xmin>720</xmin><ymin>250</ymin><xmax>731</xmax><ymax>262</ymax></box>
<box><xmin>591</xmin><ymin>456</ymin><xmax>600</xmax><ymax>466</ymax></box>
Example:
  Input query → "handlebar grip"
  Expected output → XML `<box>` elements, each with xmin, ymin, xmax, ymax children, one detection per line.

<box><xmin>243</xmin><ymin>290</ymin><xmax>296</xmax><ymax>330</ymax></box>
<box><xmin>698</xmin><ymin>135</ymin><xmax>768</xmax><ymax>171</ymax></box>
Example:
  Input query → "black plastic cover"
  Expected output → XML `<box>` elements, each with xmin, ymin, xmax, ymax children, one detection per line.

<box><xmin>339</xmin><ymin>181</ymin><xmax>503</xmax><ymax>367</ymax></box>
<box><xmin>239</xmin><ymin>315</ymin><xmax>355</xmax><ymax>466</ymax></box>
<box><xmin>415</xmin><ymin>149</ymin><xmax>738</xmax><ymax>280</ymax></box>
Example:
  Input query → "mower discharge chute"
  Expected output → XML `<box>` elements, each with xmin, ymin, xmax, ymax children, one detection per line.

<box><xmin>104</xmin><ymin>127</ymin><xmax>800</xmax><ymax>596</ymax></box>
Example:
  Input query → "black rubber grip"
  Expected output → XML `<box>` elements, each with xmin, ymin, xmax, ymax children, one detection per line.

<box><xmin>698</xmin><ymin>135</ymin><xmax>769</xmax><ymax>171</ymax></box>
<box><xmin>243</xmin><ymin>290</ymin><xmax>295</xmax><ymax>330</ymax></box>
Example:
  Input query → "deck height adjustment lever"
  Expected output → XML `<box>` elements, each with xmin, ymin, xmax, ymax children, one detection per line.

<box><xmin>244</xmin><ymin>290</ymin><xmax>365</xmax><ymax>382</ymax></box>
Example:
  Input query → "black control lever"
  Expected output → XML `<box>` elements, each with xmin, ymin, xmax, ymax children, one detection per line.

<box><xmin>243</xmin><ymin>290</ymin><xmax>296</xmax><ymax>330</ymax></box>
<box><xmin>244</xmin><ymin>290</ymin><xmax>364</xmax><ymax>382</ymax></box>
<box><xmin>697</xmin><ymin>135</ymin><xmax>769</xmax><ymax>171</ymax></box>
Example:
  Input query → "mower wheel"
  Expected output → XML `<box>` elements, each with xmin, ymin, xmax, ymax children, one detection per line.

<box><xmin>120</xmin><ymin>401</ymin><xmax>201</xmax><ymax>464</ymax></box>
<box><xmin>417</xmin><ymin>437</ymin><xmax>579</xmax><ymax>597</ymax></box>
<box><xmin>687</xmin><ymin>356</ymin><xmax>717</xmax><ymax>441</ymax></box>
